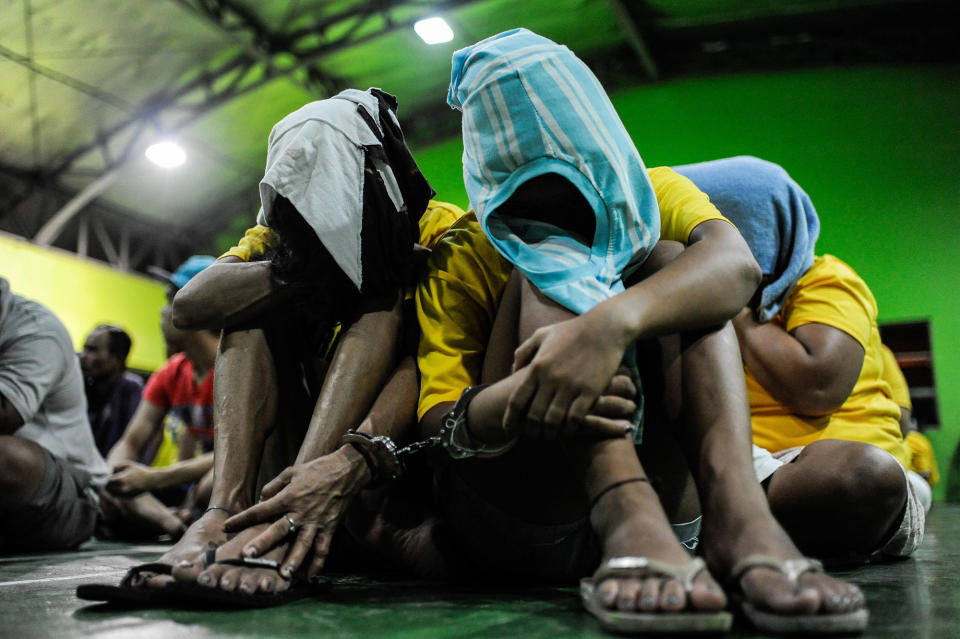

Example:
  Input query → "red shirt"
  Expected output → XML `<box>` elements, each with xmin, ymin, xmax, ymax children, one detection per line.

<box><xmin>143</xmin><ymin>353</ymin><xmax>215</xmax><ymax>446</ymax></box>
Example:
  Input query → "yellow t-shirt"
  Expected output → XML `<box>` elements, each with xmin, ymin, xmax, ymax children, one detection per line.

<box><xmin>416</xmin><ymin>167</ymin><xmax>729</xmax><ymax>419</ymax></box>
<box><xmin>880</xmin><ymin>344</ymin><xmax>912</xmax><ymax>410</ymax></box>
<box><xmin>220</xmin><ymin>200</ymin><xmax>465</xmax><ymax>262</ymax></box>
<box><xmin>905</xmin><ymin>431</ymin><xmax>939</xmax><ymax>486</ymax></box>
<box><xmin>746</xmin><ymin>255</ymin><xmax>908</xmax><ymax>466</ymax></box>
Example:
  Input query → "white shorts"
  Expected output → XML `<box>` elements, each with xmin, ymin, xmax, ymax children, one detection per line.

<box><xmin>752</xmin><ymin>443</ymin><xmax>925</xmax><ymax>558</ymax></box>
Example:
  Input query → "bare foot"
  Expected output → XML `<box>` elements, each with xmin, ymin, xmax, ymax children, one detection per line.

<box><xmin>183</xmin><ymin>523</ymin><xmax>293</xmax><ymax>595</ymax></box>
<box><xmin>590</xmin><ymin>480</ymin><xmax>727</xmax><ymax>613</ymax></box>
<box><xmin>701</xmin><ymin>505</ymin><xmax>865</xmax><ymax>616</ymax></box>
<box><xmin>134</xmin><ymin>508</ymin><xmax>230</xmax><ymax>588</ymax></box>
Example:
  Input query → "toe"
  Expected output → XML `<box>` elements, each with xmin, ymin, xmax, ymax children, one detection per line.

<box><xmin>658</xmin><ymin>579</ymin><xmax>685</xmax><ymax>612</ymax></box>
<box><xmin>688</xmin><ymin>573</ymin><xmax>727</xmax><ymax>611</ymax></box>
<box><xmin>218</xmin><ymin>567</ymin><xmax>242</xmax><ymax>592</ymax></box>
<box><xmin>597</xmin><ymin>579</ymin><xmax>619</xmax><ymax>608</ymax></box>
<box><xmin>238</xmin><ymin>572</ymin><xmax>260</xmax><ymax>595</ymax></box>
<box><xmin>638</xmin><ymin>578</ymin><xmax>660</xmax><ymax>611</ymax></box>
<box><xmin>742</xmin><ymin>567</ymin><xmax>821</xmax><ymax>615</ymax></box>
<box><xmin>615</xmin><ymin>578</ymin><xmax>642</xmax><ymax>611</ymax></box>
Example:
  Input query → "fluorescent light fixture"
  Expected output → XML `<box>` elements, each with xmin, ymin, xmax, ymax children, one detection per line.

<box><xmin>414</xmin><ymin>17</ymin><xmax>453</xmax><ymax>44</ymax></box>
<box><xmin>145</xmin><ymin>140</ymin><xmax>186</xmax><ymax>168</ymax></box>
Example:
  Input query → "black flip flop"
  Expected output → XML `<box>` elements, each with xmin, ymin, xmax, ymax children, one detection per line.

<box><xmin>76</xmin><ymin>562</ymin><xmax>177</xmax><ymax>606</ymax></box>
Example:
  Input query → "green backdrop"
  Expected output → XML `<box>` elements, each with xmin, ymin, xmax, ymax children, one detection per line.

<box><xmin>411</xmin><ymin>64</ymin><xmax>960</xmax><ymax>501</ymax></box>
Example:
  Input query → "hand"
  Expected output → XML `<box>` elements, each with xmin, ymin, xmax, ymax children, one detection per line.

<box><xmin>504</xmin><ymin>303</ymin><xmax>633</xmax><ymax>435</ymax></box>
<box><xmin>221</xmin><ymin>447</ymin><xmax>371</xmax><ymax>579</ymax></box>
<box><xmin>106</xmin><ymin>462</ymin><xmax>156</xmax><ymax>496</ymax></box>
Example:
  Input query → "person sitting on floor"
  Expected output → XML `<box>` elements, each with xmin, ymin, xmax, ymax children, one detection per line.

<box><xmin>880</xmin><ymin>343</ymin><xmax>937</xmax><ymax>512</ymax></box>
<box><xmin>674</xmin><ymin>155</ymin><xmax>925</xmax><ymax>562</ymax></box>
<box><xmin>79</xmin><ymin>88</ymin><xmax>459</xmax><ymax>603</ymax></box>
<box><xmin>97</xmin><ymin>256</ymin><xmax>219</xmax><ymax>540</ymax></box>
<box><xmin>406</xmin><ymin>29</ymin><xmax>865</xmax><ymax>635</ymax></box>
<box><xmin>80</xmin><ymin>324</ymin><xmax>144</xmax><ymax>457</ymax></box>
<box><xmin>0</xmin><ymin>277</ymin><xmax>109</xmax><ymax>552</ymax></box>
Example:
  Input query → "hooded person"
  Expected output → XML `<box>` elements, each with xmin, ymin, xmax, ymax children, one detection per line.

<box><xmin>79</xmin><ymin>88</ymin><xmax>469</xmax><ymax>606</ymax></box>
<box><xmin>675</xmin><ymin>155</ymin><xmax>924</xmax><ymax>564</ymax></box>
<box><xmin>412</xmin><ymin>29</ymin><xmax>867</xmax><ymax>635</ymax></box>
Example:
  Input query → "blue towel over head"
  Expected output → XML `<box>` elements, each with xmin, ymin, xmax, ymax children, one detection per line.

<box><xmin>447</xmin><ymin>28</ymin><xmax>660</xmax><ymax>314</ymax></box>
<box><xmin>673</xmin><ymin>156</ymin><xmax>820</xmax><ymax>323</ymax></box>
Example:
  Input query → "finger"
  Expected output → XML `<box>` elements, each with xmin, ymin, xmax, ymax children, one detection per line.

<box><xmin>503</xmin><ymin>370</ymin><xmax>537</xmax><ymax>432</ymax></box>
<box><xmin>581</xmin><ymin>415</ymin><xmax>633</xmax><ymax>438</ymax></box>
<box><xmin>307</xmin><ymin>531</ymin><xmax>334</xmax><ymax>579</ymax></box>
<box><xmin>512</xmin><ymin>330</ymin><xmax>544</xmax><ymax>372</ymax></box>
<box><xmin>224</xmin><ymin>497</ymin><xmax>284</xmax><ymax>532</ymax></box>
<box><xmin>241</xmin><ymin>518</ymin><xmax>292</xmax><ymax>558</ymax></box>
<box><xmin>543</xmin><ymin>388</ymin><xmax>577</xmax><ymax>435</ymax></box>
<box><xmin>525</xmin><ymin>382</ymin><xmax>556</xmax><ymax>428</ymax></box>
<box><xmin>591</xmin><ymin>395</ymin><xmax>637</xmax><ymax>419</ymax></box>
<box><xmin>567</xmin><ymin>395</ymin><xmax>595</xmax><ymax>434</ymax></box>
<box><xmin>280</xmin><ymin>526</ymin><xmax>317</xmax><ymax>579</ymax></box>
<box><xmin>260</xmin><ymin>468</ymin><xmax>293</xmax><ymax>501</ymax></box>
<box><xmin>605</xmin><ymin>374</ymin><xmax>637</xmax><ymax>399</ymax></box>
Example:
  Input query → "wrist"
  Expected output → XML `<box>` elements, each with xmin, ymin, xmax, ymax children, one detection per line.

<box><xmin>335</xmin><ymin>443</ymin><xmax>374</xmax><ymax>485</ymax></box>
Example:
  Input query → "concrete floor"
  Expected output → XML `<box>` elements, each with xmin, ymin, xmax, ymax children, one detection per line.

<box><xmin>1</xmin><ymin>505</ymin><xmax>958</xmax><ymax>639</ymax></box>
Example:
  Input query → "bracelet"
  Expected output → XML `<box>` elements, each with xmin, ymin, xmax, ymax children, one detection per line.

<box><xmin>204</xmin><ymin>505</ymin><xmax>235</xmax><ymax>516</ymax></box>
<box><xmin>439</xmin><ymin>384</ymin><xmax>518</xmax><ymax>459</ymax></box>
<box><xmin>588</xmin><ymin>477</ymin><xmax>649</xmax><ymax>512</ymax></box>
<box><xmin>339</xmin><ymin>430</ymin><xmax>405</xmax><ymax>485</ymax></box>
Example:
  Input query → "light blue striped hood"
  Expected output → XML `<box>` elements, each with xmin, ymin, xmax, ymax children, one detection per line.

<box><xmin>447</xmin><ymin>28</ymin><xmax>660</xmax><ymax>314</ymax></box>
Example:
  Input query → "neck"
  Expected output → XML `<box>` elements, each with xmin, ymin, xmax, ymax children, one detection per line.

<box><xmin>89</xmin><ymin>369</ymin><xmax>123</xmax><ymax>403</ymax></box>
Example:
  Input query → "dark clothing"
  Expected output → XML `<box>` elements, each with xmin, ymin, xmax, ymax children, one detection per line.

<box><xmin>87</xmin><ymin>372</ymin><xmax>143</xmax><ymax>457</ymax></box>
<box><xmin>0</xmin><ymin>446</ymin><xmax>98</xmax><ymax>552</ymax></box>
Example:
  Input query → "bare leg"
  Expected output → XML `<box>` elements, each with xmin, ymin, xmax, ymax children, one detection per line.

<box><xmin>162</xmin><ymin>327</ymin><xmax>278</xmax><ymax>586</ymax></box>
<box><xmin>765</xmin><ymin>439</ymin><xmax>907</xmax><ymax>557</ymax></box>
<box><xmin>680</xmin><ymin>322</ymin><xmax>865</xmax><ymax>615</ymax></box>
<box><xmin>0</xmin><ymin>436</ymin><xmax>46</xmax><ymax>509</ymax></box>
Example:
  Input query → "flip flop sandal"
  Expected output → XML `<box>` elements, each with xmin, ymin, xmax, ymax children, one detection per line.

<box><xmin>162</xmin><ymin>550</ymin><xmax>330</xmax><ymax>609</ymax></box>
<box><xmin>580</xmin><ymin>556</ymin><xmax>733</xmax><ymax>634</ymax></box>
<box><xmin>729</xmin><ymin>555</ymin><xmax>869</xmax><ymax>635</ymax></box>
<box><xmin>76</xmin><ymin>562</ymin><xmax>178</xmax><ymax>606</ymax></box>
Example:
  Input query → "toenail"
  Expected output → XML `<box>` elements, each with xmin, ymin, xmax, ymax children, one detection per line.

<box><xmin>198</xmin><ymin>575</ymin><xmax>211</xmax><ymax>586</ymax></box>
<box><xmin>666</xmin><ymin>594</ymin><xmax>682</xmax><ymax>606</ymax></box>
<box><xmin>281</xmin><ymin>567</ymin><xmax>292</xmax><ymax>578</ymax></box>
<box><xmin>177</xmin><ymin>561</ymin><xmax>192</xmax><ymax>568</ymax></box>
<box><xmin>222</xmin><ymin>579</ymin><xmax>232</xmax><ymax>587</ymax></box>
<box><xmin>641</xmin><ymin>596</ymin><xmax>657</xmax><ymax>608</ymax></box>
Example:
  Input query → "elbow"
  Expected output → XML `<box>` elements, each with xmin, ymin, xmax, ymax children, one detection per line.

<box><xmin>171</xmin><ymin>286</ymin><xmax>208</xmax><ymax>330</ymax></box>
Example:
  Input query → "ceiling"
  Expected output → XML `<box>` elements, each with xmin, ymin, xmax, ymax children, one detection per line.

<box><xmin>0</xmin><ymin>0</ymin><xmax>954</xmax><ymax>275</ymax></box>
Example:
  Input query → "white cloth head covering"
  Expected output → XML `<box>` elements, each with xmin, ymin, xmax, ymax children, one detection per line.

<box><xmin>257</xmin><ymin>88</ymin><xmax>429</xmax><ymax>293</ymax></box>
<box><xmin>447</xmin><ymin>28</ymin><xmax>660</xmax><ymax>314</ymax></box>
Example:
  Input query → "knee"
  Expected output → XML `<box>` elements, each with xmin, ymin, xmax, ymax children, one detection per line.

<box><xmin>0</xmin><ymin>435</ymin><xmax>44</xmax><ymax>489</ymax></box>
<box><xmin>812</xmin><ymin>440</ymin><xmax>906</xmax><ymax>511</ymax></box>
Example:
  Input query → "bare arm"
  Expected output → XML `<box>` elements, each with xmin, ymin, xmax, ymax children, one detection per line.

<box><xmin>506</xmin><ymin>227</ymin><xmax>759</xmax><ymax>430</ymax></box>
<box><xmin>105</xmin><ymin>400</ymin><xmax>167</xmax><ymax>469</ymax></box>
<box><xmin>107</xmin><ymin>451</ymin><xmax>214</xmax><ymax>496</ymax></box>
<box><xmin>732</xmin><ymin>309</ymin><xmax>864</xmax><ymax>416</ymax></box>
<box><xmin>172</xmin><ymin>257</ymin><xmax>291</xmax><ymax>330</ymax></box>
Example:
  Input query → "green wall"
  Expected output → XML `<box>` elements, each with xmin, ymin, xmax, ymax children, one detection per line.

<box><xmin>412</xmin><ymin>64</ymin><xmax>960</xmax><ymax>501</ymax></box>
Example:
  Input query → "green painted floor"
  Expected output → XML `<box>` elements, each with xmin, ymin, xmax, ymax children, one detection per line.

<box><xmin>2</xmin><ymin>505</ymin><xmax>959</xmax><ymax>638</ymax></box>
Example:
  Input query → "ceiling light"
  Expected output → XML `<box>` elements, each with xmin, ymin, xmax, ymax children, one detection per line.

<box><xmin>145</xmin><ymin>140</ymin><xmax>186</xmax><ymax>168</ymax></box>
<box><xmin>414</xmin><ymin>17</ymin><xmax>453</xmax><ymax>45</ymax></box>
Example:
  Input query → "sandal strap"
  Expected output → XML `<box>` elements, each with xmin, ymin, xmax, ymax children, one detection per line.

<box><xmin>594</xmin><ymin>556</ymin><xmax>708</xmax><ymax>592</ymax></box>
<box><xmin>118</xmin><ymin>562</ymin><xmax>173</xmax><ymax>587</ymax></box>
<box><xmin>730</xmin><ymin>554</ymin><xmax>824</xmax><ymax>585</ymax></box>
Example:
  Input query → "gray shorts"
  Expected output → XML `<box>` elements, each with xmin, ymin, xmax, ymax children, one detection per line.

<box><xmin>0</xmin><ymin>447</ymin><xmax>98</xmax><ymax>552</ymax></box>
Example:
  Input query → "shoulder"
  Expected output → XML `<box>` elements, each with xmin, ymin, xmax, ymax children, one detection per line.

<box><xmin>795</xmin><ymin>255</ymin><xmax>876</xmax><ymax>310</ymax></box>
<box><xmin>419</xmin><ymin>200</ymin><xmax>468</xmax><ymax>250</ymax></box>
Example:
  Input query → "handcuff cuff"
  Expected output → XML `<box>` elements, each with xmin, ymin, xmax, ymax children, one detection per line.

<box><xmin>337</xmin><ymin>383</ymin><xmax>518</xmax><ymax>483</ymax></box>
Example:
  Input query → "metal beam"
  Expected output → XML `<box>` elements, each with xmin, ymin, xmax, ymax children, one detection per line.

<box><xmin>606</xmin><ymin>0</ymin><xmax>659</xmax><ymax>80</ymax></box>
<box><xmin>33</xmin><ymin>167</ymin><xmax>121</xmax><ymax>245</ymax></box>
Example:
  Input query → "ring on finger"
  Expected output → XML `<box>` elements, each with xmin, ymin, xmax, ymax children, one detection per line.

<box><xmin>284</xmin><ymin>514</ymin><xmax>299</xmax><ymax>535</ymax></box>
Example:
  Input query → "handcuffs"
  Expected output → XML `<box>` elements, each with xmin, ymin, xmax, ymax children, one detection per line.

<box><xmin>338</xmin><ymin>383</ymin><xmax>518</xmax><ymax>483</ymax></box>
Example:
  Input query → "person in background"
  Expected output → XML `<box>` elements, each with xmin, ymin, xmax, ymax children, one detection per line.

<box><xmin>674</xmin><ymin>156</ymin><xmax>925</xmax><ymax>564</ymax></box>
<box><xmin>81</xmin><ymin>324</ymin><xmax>144</xmax><ymax>457</ymax></box>
<box><xmin>880</xmin><ymin>343</ymin><xmax>937</xmax><ymax>512</ymax></box>
<box><xmin>97</xmin><ymin>256</ymin><xmax>219</xmax><ymax>539</ymax></box>
<box><xmin>0</xmin><ymin>277</ymin><xmax>109</xmax><ymax>552</ymax></box>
